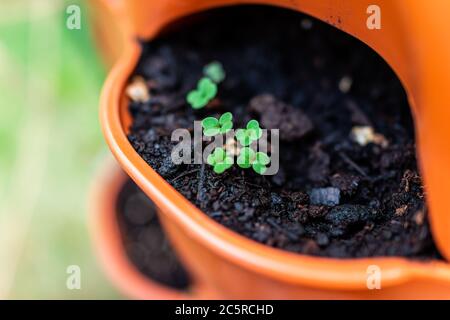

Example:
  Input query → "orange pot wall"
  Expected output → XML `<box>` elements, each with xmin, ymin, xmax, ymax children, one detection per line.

<box><xmin>88</xmin><ymin>0</ymin><xmax>127</xmax><ymax>67</ymax></box>
<box><xmin>92</xmin><ymin>161</ymin><xmax>450</xmax><ymax>299</ymax></box>
<box><xmin>96</xmin><ymin>0</ymin><xmax>450</xmax><ymax>299</ymax></box>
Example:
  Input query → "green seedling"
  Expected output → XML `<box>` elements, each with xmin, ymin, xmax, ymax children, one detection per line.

<box><xmin>203</xmin><ymin>61</ymin><xmax>226</xmax><ymax>83</ymax></box>
<box><xmin>187</xmin><ymin>77</ymin><xmax>217</xmax><ymax>109</ymax></box>
<box><xmin>235</xmin><ymin>119</ymin><xmax>263</xmax><ymax>146</ymax></box>
<box><xmin>201</xmin><ymin>112</ymin><xmax>233</xmax><ymax>136</ymax></box>
<box><xmin>237</xmin><ymin>147</ymin><xmax>270</xmax><ymax>175</ymax></box>
<box><xmin>207</xmin><ymin>147</ymin><xmax>233</xmax><ymax>174</ymax></box>
<box><xmin>252</xmin><ymin>151</ymin><xmax>270</xmax><ymax>175</ymax></box>
<box><xmin>236</xmin><ymin>146</ymin><xmax>255</xmax><ymax>169</ymax></box>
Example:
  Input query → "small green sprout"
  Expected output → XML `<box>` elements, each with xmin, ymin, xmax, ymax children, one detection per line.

<box><xmin>203</xmin><ymin>61</ymin><xmax>225</xmax><ymax>83</ymax></box>
<box><xmin>235</xmin><ymin>119</ymin><xmax>263</xmax><ymax>146</ymax></box>
<box><xmin>187</xmin><ymin>77</ymin><xmax>217</xmax><ymax>109</ymax></box>
<box><xmin>201</xmin><ymin>112</ymin><xmax>233</xmax><ymax>136</ymax></box>
<box><xmin>207</xmin><ymin>147</ymin><xmax>233</xmax><ymax>174</ymax></box>
<box><xmin>252</xmin><ymin>151</ymin><xmax>270</xmax><ymax>175</ymax></box>
<box><xmin>237</xmin><ymin>147</ymin><xmax>270</xmax><ymax>174</ymax></box>
<box><xmin>236</xmin><ymin>146</ymin><xmax>255</xmax><ymax>169</ymax></box>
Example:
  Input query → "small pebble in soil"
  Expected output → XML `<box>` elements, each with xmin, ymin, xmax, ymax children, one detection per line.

<box><xmin>351</xmin><ymin>125</ymin><xmax>389</xmax><ymax>148</ymax></box>
<box><xmin>414</xmin><ymin>209</ymin><xmax>425</xmax><ymax>225</ymax></box>
<box><xmin>126</xmin><ymin>76</ymin><xmax>150</xmax><ymax>103</ymax></box>
<box><xmin>309</xmin><ymin>187</ymin><xmax>340</xmax><ymax>206</ymax></box>
<box><xmin>316</xmin><ymin>233</ymin><xmax>330</xmax><ymax>247</ymax></box>
<box><xmin>338</xmin><ymin>76</ymin><xmax>353</xmax><ymax>93</ymax></box>
<box><xmin>395</xmin><ymin>205</ymin><xmax>408</xmax><ymax>217</ymax></box>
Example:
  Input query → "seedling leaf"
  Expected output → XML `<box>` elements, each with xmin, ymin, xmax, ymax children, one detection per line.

<box><xmin>203</xmin><ymin>61</ymin><xmax>226</xmax><ymax>83</ymax></box>
<box><xmin>201</xmin><ymin>113</ymin><xmax>233</xmax><ymax>136</ymax></box>
<box><xmin>256</xmin><ymin>152</ymin><xmax>270</xmax><ymax>165</ymax></box>
<box><xmin>236</xmin><ymin>119</ymin><xmax>263</xmax><ymax>146</ymax></box>
<box><xmin>187</xmin><ymin>77</ymin><xmax>218</xmax><ymax>109</ymax></box>
<box><xmin>237</xmin><ymin>147</ymin><xmax>255</xmax><ymax>169</ymax></box>
<box><xmin>202</xmin><ymin>117</ymin><xmax>219</xmax><ymax>129</ymax></box>
<box><xmin>252</xmin><ymin>163</ymin><xmax>267</xmax><ymax>175</ymax></box>
<box><xmin>207</xmin><ymin>147</ymin><xmax>233</xmax><ymax>174</ymax></box>
<box><xmin>219</xmin><ymin>112</ymin><xmax>232</xmax><ymax>124</ymax></box>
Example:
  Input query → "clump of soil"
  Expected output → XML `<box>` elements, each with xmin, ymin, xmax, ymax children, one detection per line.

<box><xmin>126</xmin><ymin>7</ymin><xmax>441</xmax><ymax>259</ymax></box>
<box><xmin>117</xmin><ymin>179</ymin><xmax>190</xmax><ymax>289</ymax></box>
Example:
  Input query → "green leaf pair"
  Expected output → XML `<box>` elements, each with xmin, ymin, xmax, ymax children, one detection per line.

<box><xmin>187</xmin><ymin>62</ymin><xmax>225</xmax><ymax>109</ymax></box>
<box><xmin>237</xmin><ymin>147</ymin><xmax>270</xmax><ymax>175</ymax></box>
<box><xmin>201</xmin><ymin>112</ymin><xmax>233</xmax><ymax>136</ymax></box>
<box><xmin>235</xmin><ymin>120</ymin><xmax>263</xmax><ymax>146</ymax></box>
<box><xmin>207</xmin><ymin>147</ymin><xmax>233</xmax><ymax>174</ymax></box>
<box><xmin>187</xmin><ymin>78</ymin><xmax>217</xmax><ymax>109</ymax></box>
<box><xmin>203</xmin><ymin>61</ymin><xmax>226</xmax><ymax>84</ymax></box>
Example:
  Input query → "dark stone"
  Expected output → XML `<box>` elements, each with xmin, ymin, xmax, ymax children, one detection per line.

<box><xmin>309</xmin><ymin>187</ymin><xmax>340</xmax><ymax>206</ymax></box>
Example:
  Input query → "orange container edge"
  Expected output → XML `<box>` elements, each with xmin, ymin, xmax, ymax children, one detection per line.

<box><xmin>93</xmin><ymin>0</ymin><xmax>450</xmax><ymax>299</ymax></box>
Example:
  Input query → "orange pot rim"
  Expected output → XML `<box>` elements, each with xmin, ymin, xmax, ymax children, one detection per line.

<box><xmin>100</xmin><ymin>37</ymin><xmax>450</xmax><ymax>291</ymax></box>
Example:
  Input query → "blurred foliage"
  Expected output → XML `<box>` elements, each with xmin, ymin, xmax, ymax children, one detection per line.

<box><xmin>0</xmin><ymin>0</ymin><xmax>120</xmax><ymax>298</ymax></box>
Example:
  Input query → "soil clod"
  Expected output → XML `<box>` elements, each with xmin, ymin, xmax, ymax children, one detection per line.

<box><xmin>249</xmin><ymin>94</ymin><xmax>313</xmax><ymax>141</ymax></box>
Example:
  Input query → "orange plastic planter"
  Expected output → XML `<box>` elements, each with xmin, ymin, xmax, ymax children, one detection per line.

<box><xmin>96</xmin><ymin>0</ymin><xmax>450</xmax><ymax>299</ymax></box>
<box><xmin>90</xmin><ymin>158</ymin><xmax>212</xmax><ymax>299</ymax></box>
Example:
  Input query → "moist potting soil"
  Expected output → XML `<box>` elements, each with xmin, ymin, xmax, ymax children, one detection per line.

<box><xmin>117</xmin><ymin>179</ymin><xmax>190</xmax><ymax>289</ymax></box>
<box><xmin>126</xmin><ymin>7</ymin><xmax>441</xmax><ymax>259</ymax></box>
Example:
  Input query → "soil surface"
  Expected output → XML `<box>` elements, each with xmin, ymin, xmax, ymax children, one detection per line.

<box><xmin>117</xmin><ymin>179</ymin><xmax>190</xmax><ymax>289</ymax></box>
<box><xmin>126</xmin><ymin>7</ymin><xmax>441</xmax><ymax>259</ymax></box>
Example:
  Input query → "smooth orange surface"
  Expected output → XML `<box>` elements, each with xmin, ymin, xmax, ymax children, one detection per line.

<box><xmin>96</xmin><ymin>0</ymin><xmax>450</xmax><ymax>298</ymax></box>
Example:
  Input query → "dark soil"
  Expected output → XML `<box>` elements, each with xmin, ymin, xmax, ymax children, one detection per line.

<box><xmin>126</xmin><ymin>6</ymin><xmax>442</xmax><ymax>259</ymax></box>
<box><xmin>117</xmin><ymin>179</ymin><xmax>190</xmax><ymax>289</ymax></box>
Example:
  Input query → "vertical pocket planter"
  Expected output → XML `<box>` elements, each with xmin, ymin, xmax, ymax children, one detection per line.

<box><xmin>90</xmin><ymin>158</ymin><xmax>219</xmax><ymax>299</ymax></box>
<box><xmin>94</xmin><ymin>0</ymin><xmax>450</xmax><ymax>298</ymax></box>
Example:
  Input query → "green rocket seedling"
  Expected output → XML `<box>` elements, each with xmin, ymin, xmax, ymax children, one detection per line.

<box><xmin>187</xmin><ymin>77</ymin><xmax>217</xmax><ymax>109</ymax></box>
<box><xmin>203</xmin><ymin>61</ymin><xmax>226</xmax><ymax>84</ymax></box>
<box><xmin>207</xmin><ymin>147</ymin><xmax>233</xmax><ymax>174</ymax></box>
<box><xmin>201</xmin><ymin>112</ymin><xmax>233</xmax><ymax>136</ymax></box>
<box><xmin>252</xmin><ymin>151</ymin><xmax>270</xmax><ymax>175</ymax></box>
<box><xmin>237</xmin><ymin>147</ymin><xmax>270</xmax><ymax>174</ymax></box>
<box><xmin>235</xmin><ymin>119</ymin><xmax>263</xmax><ymax>146</ymax></box>
<box><xmin>236</xmin><ymin>146</ymin><xmax>255</xmax><ymax>169</ymax></box>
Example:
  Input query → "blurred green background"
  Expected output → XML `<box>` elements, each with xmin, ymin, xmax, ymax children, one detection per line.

<box><xmin>0</xmin><ymin>0</ymin><xmax>120</xmax><ymax>298</ymax></box>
